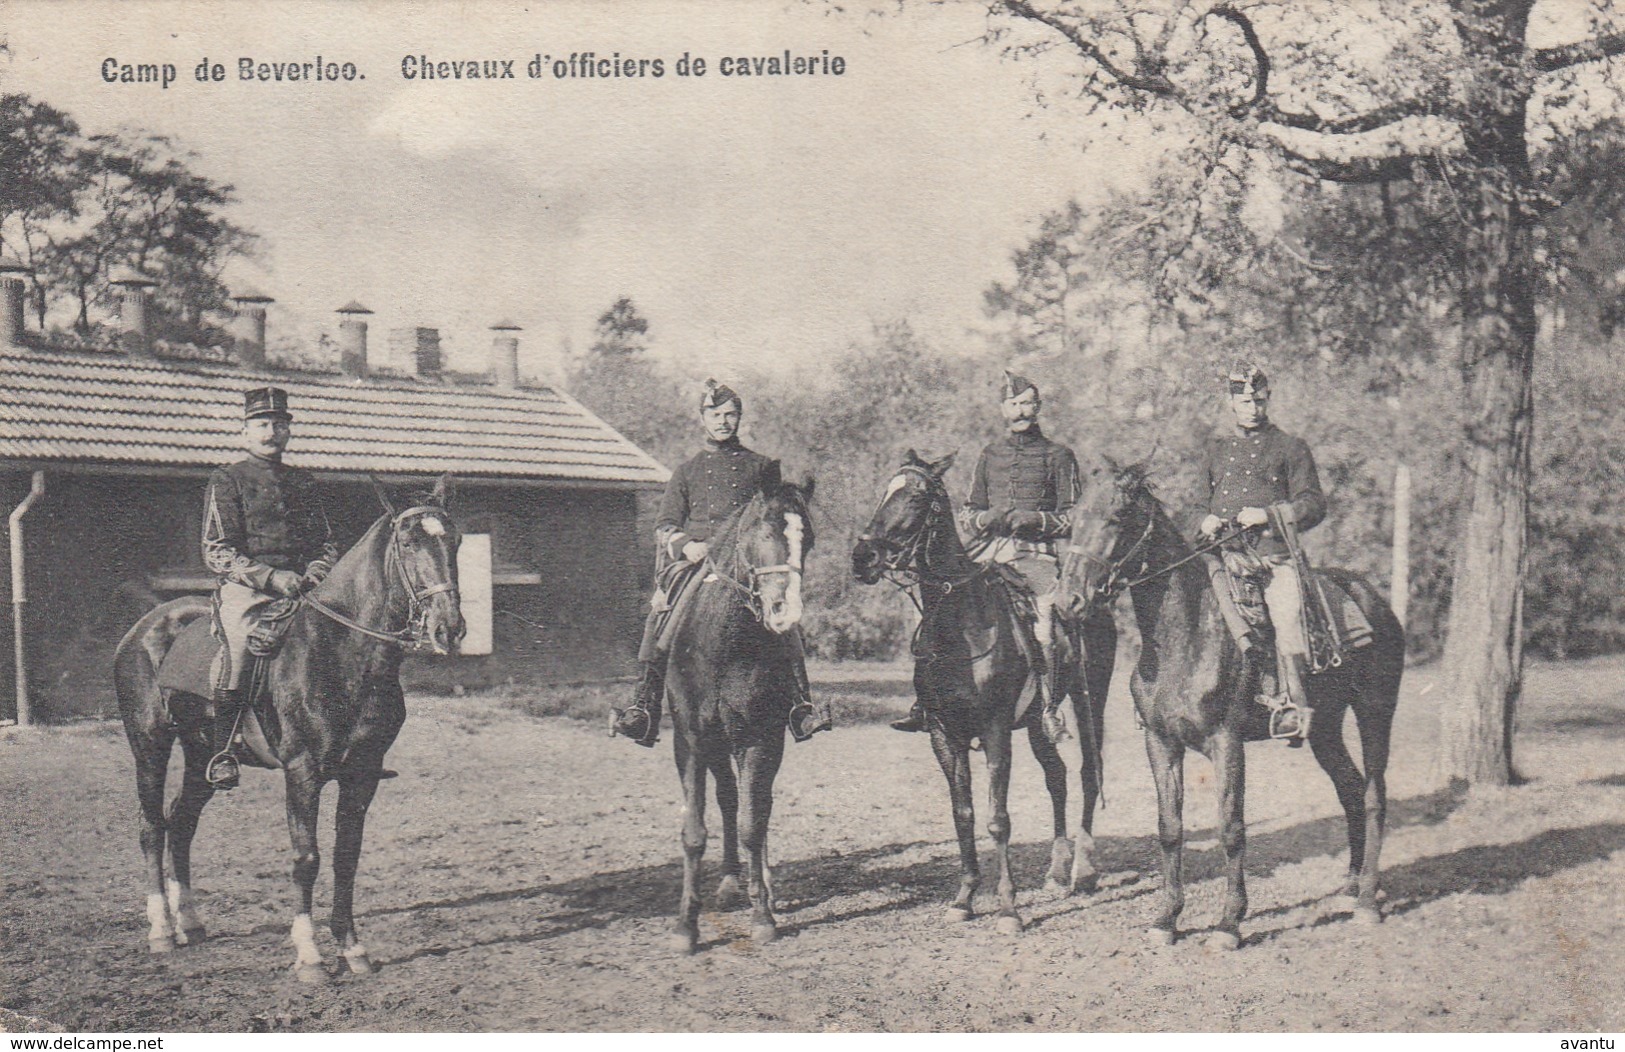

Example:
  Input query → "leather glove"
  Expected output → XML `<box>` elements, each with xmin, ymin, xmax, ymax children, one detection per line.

<box><xmin>269</xmin><ymin>569</ymin><xmax>305</xmax><ymax>598</ymax></box>
<box><xmin>1237</xmin><ymin>506</ymin><xmax>1270</xmax><ymax>528</ymax></box>
<box><xmin>986</xmin><ymin>507</ymin><xmax>1015</xmax><ymax>535</ymax></box>
<box><xmin>682</xmin><ymin>540</ymin><xmax>709</xmax><ymax>564</ymax></box>
<box><xmin>1007</xmin><ymin>509</ymin><xmax>1044</xmax><ymax>534</ymax></box>
<box><xmin>1198</xmin><ymin>514</ymin><xmax>1224</xmax><ymax>538</ymax></box>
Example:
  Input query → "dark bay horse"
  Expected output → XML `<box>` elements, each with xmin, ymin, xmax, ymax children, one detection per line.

<box><xmin>1058</xmin><ymin>461</ymin><xmax>1403</xmax><ymax>946</ymax></box>
<box><xmin>665</xmin><ymin>473</ymin><xmax>815</xmax><ymax>954</ymax></box>
<box><xmin>851</xmin><ymin>451</ymin><xmax>1117</xmax><ymax>933</ymax></box>
<box><xmin>113</xmin><ymin>475</ymin><xmax>465</xmax><ymax>980</ymax></box>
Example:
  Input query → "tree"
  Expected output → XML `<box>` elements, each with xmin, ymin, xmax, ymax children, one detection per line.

<box><xmin>971</xmin><ymin>0</ymin><xmax>1625</xmax><ymax>786</ymax></box>
<box><xmin>0</xmin><ymin>94</ymin><xmax>86</xmax><ymax>327</ymax></box>
<box><xmin>590</xmin><ymin>296</ymin><xmax>651</xmax><ymax>357</ymax></box>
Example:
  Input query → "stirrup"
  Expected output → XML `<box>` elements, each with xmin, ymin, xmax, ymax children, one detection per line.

<box><xmin>1269</xmin><ymin>703</ymin><xmax>1312</xmax><ymax>743</ymax></box>
<box><xmin>788</xmin><ymin>703</ymin><xmax>831</xmax><ymax>743</ymax></box>
<box><xmin>205</xmin><ymin>751</ymin><xmax>240</xmax><ymax>790</ymax></box>
<box><xmin>609</xmin><ymin>706</ymin><xmax>657</xmax><ymax>747</ymax></box>
<box><xmin>1042</xmin><ymin>705</ymin><xmax>1072</xmax><ymax>745</ymax></box>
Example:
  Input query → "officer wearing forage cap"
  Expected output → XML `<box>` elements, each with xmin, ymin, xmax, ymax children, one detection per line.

<box><xmin>891</xmin><ymin>369</ymin><xmax>1081</xmax><ymax>742</ymax></box>
<box><xmin>610</xmin><ymin>379</ymin><xmax>829</xmax><ymax>747</ymax></box>
<box><xmin>201</xmin><ymin>387</ymin><xmax>338</xmax><ymax>789</ymax></box>
<box><xmin>1192</xmin><ymin>361</ymin><xmax>1326</xmax><ymax>743</ymax></box>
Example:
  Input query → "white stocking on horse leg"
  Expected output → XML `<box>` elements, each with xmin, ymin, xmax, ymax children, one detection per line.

<box><xmin>146</xmin><ymin>893</ymin><xmax>176</xmax><ymax>952</ymax></box>
<box><xmin>167</xmin><ymin>879</ymin><xmax>204</xmax><ymax>945</ymax></box>
<box><xmin>290</xmin><ymin>914</ymin><xmax>325</xmax><ymax>980</ymax></box>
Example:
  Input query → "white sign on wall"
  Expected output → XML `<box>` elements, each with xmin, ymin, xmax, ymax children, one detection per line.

<box><xmin>457</xmin><ymin>533</ymin><xmax>494</xmax><ymax>656</ymax></box>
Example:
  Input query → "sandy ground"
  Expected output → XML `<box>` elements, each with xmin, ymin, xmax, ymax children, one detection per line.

<box><xmin>3</xmin><ymin>656</ymin><xmax>1624</xmax><ymax>1033</ymax></box>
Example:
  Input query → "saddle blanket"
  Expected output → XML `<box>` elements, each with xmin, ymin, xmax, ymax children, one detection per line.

<box><xmin>154</xmin><ymin>618</ymin><xmax>282</xmax><ymax>770</ymax></box>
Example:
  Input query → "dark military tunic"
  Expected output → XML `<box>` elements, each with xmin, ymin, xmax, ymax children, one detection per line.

<box><xmin>655</xmin><ymin>437</ymin><xmax>780</xmax><ymax>564</ymax></box>
<box><xmin>1192</xmin><ymin>422</ymin><xmax>1325</xmax><ymax>558</ymax></box>
<box><xmin>202</xmin><ymin>454</ymin><xmax>338</xmax><ymax>590</ymax></box>
<box><xmin>958</xmin><ymin>425</ymin><xmax>1081</xmax><ymax>557</ymax></box>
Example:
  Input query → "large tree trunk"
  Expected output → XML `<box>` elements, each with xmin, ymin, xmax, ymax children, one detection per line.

<box><xmin>1435</xmin><ymin>12</ymin><xmax>1535</xmax><ymax>786</ymax></box>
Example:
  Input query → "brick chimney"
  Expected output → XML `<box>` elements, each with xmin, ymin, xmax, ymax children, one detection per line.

<box><xmin>231</xmin><ymin>289</ymin><xmax>273</xmax><ymax>369</ymax></box>
<box><xmin>490</xmin><ymin>320</ymin><xmax>521</xmax><ymax>389</ymax></box>
<box><xmin>110</xmin><ymin>267</ymin><xmax>158</xmax><ymax>356</ymax></box>
<box><xmin>336</xmin><ymin>301</ymin><xmax>373</xmax><ymax>378</ymax></box>
<box><xmin>0</xmin><ymin>258</ymin><xmax>29</xmax><ymax>349</ymax></box>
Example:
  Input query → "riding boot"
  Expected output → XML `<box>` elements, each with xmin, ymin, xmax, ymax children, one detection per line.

<box><xmin>1271</xmin><ymin>652</ymin><xmax>1313</xmax><ymax>747</ymax></box>
<box><xmin>610</xmin><ymin>661</ymin><xmax>665</xmax><ymax>747</ymax></box>
<box><xmin>1038</xmin><ymin>638</ymin><xmax>1071</xmax><ymax>744</ymax></box>
<box><xmin>787</xmin><ymin>648</ymin><xmax>831</xmax><ymax>742</ymax></box>
<box><xmin>206</xmin><ymin>687</ymin><xmax>244</xmax><ymax>790</ymax></box>
<box><xmin>890</xmin><ymin>700</ymin><xmax>927</xmax><ymax>733</ymax></box>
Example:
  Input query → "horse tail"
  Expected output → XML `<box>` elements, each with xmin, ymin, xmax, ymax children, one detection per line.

<box><xmin>114</xmin><ymin>596</ymin><xmax>212</xmax><ymax>727</ymax></box>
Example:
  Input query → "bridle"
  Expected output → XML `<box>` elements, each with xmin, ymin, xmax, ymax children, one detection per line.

<box><xmin>305</xmin><ymin>505</ymin><xmax>458</xmax><ymax>649</ymax></box>
<box><xmin>1061</xmin><ymin>487</ymin><xmax>1240</xmax><ymax>610</ymax></box>
<box><xmin>703</xmin><ymin>499</ymin><xmax>803</xmax><ymax>625</ymax></box>
<box><xmin>859</xmin><ymin>466</ymin><xmax>988</xmax><ymax>609</ymax></box>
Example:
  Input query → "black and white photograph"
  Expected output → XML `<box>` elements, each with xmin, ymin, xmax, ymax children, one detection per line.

<box><xmin>1</xmin><ymin>0</ymin><xmax>1622</xmax><ymax>1036</ymax></box>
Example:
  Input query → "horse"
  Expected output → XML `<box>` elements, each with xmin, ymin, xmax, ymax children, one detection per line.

<box><xmin>1056</xmin><ymin>459</ymin><xmax>1404</xmax><ymax>947</ymax></box>
<box><xmin>850</xmin><ymin>451</ymin><xmax>1117</xmax><ymax>933</ymax></box>
<box><xmin>113</xmin><ymin>474</ymin><xmax>465</xmax><ymax>980</ymax></box>
<box><xmin>664</xmin><ymin>473</ymin><xmax>816</xmax><ymax>954</ymax></box>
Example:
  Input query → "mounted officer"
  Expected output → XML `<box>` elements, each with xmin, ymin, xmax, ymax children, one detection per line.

<box><xmin>1192</xmin><ymin>361</ymin><xmax>1326</xmax><ymax>744</ymax></box>
<box><xmin>610</xmin><ymin>379</ymin><xmax>830</xmax><ymax>747</ymax></box>
<box><xmin>890</xmin><ymin>370</ymin><xmax>1080</xmax><ymax>743</ymax></box>
<box><xmin>201</xmin><ymin>387</ymin><xmax>338</xmax><ymax>789</ymax></box>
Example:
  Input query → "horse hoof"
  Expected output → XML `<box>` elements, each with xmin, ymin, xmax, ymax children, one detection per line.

<box><xmin>148</xmin><ymin>934</ymin><xmax>177</xmax><ymax>954</ymax></box>
<box><xmin>751</xmin><ymin>924</ymin><xmax>780</xmax><ymax>945</ymax></box>
<box><xmin>995</xmin><ymin>914</ymin><xmax>1024</xmax><ymax>936</ymax></box>
<box><xmin>1046</xmin><ymin>839</ymin><xmax>1074</xmax><ymax>886</ymax></box>
<box><xmin>668</xmin><ymin>928</ymin><xmax>699</xmax><ymax>955</ymax></box>
<box><xmin>1208</xmin><ymin>930</ymin><xmax>1241</xmax><ymax>951</ymax></box>
<box><xmin>339</xmin><ymin>953</ymin><xmax>375</xmax><ymax>977</ymax></box>
<box><xmin>293</xmin><ymin>962</ymin><xmax>329</xmax><ymax>984</ymax></box>
<box><xmin>1354</xmin><ymin>906</ymin><xmax>1383</xmax><ymax>926</ymax></box>
<box><xmin>1146</xmin><ymin>927</ymin><xmax>1177</xmax><ymax>947</ymax></box>
<box><xmin>944</xmin><ymin>907</ymin><xmax>974</xmax><ymax>925</ymax></box>
<box><xmin>715</xmin><ymin>876</ymin><xmax>746</xmax><ymax>910</ymax></box>
<box><xmin>178</xmin><ymin>926</ymin><xmax>207</xmax><ymax>947</ymax></box>
<box><xmin>1071</xmin><ymin>872</ymin><xmax>1100</xmax><ymax>896</ymax></box>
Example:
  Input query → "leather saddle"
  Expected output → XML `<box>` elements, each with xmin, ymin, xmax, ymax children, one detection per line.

<box><xmin>154</xmin><ymin>618</ymin><xmax>282</xmax><ymax>770</ymax></box>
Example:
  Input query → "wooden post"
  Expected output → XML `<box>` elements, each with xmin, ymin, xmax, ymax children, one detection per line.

<box><xmin>1391</xmin><ymin>461</ymin><xmax>1411</xmax><ymax>629</ymax></box>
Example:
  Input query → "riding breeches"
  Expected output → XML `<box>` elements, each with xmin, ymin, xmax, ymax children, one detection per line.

<box><xmin>211</xmin><ymin>581</ymin><xmax>277</xmax><ymax>690</ymax></box>
<box><xmin>1263</xmin><ymin>560</ymin><xmax>1305</xmax><ymax>656</ymax></box>
<box><xmin>979</xmin><ymin>545</ymin><xmax>1058</xmax><ymax>646</ymax></box>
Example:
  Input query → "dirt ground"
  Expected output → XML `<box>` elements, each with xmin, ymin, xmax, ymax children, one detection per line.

<box><xmin>3</xmin><ymin>656</ymin><xmax>1624</xmax><ymax>1033</ymax></box>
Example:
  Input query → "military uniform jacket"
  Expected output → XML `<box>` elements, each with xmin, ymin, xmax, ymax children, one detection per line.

<box><xmin>202</xmin><ymin>455</ymin><xmax>339</xmax><ymax>591</ymax></box>
<box><xmin>958</xmin><ymin>426</ymin><xmax>1081</xmax><ymax>557</ymax></box>
<box><xmin>655</xmin><ymin>437</ymin><xmax>780</xmax><ymax>563</ymax></box>
<box><xmin>1192</xmin><ymin>422</ymin><xmax>1325</xmax><ymax>557</ymax></box>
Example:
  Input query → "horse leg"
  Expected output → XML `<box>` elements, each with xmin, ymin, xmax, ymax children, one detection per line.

<box><xmin>284</xmin><ymin>765</ymin><xmax>328</xmax><ymax>982</ymax></box>
<box><xmin>133</xmin><ymin>734</ymin><xmax>176</xmax><ymax>953</ymax></box>
<box><xmin>1306</xmin><ymin>704</ymin><xmax>1369</xmax><ymax>905</ymax></box>
<box><xmin>738</xmin><ymin>743</ymin><xmax>785</xmax><ymax>944</ymax></box>
<box><xmin>670</xmin><ymin>733</ymin><xmax>707</xmax><ymax>955</ymax></box>
<box><xmin>1144</xmin><ymin>728</ymin><xmax>1186</xmax><ymax>945</ymax></box>
<box><xmin>985</xmin><ymin>725</ymin><xmax>1023</xmax><ymax>934</ymax></box>
<box><xmin>1352</xmin><ymin>703</ymin><xmax>1393</xmax><ymax>925</ymax></box>
<box><xmin>330</xmin><ymin>773</ymin><xmax>382</xmax><ymax>976</ymax></box>
<box><xmin>713</xmin><ymin>755</ymin><xmax>745</xmax><ymax>910</ymax></box>
<box><xmin>929</xmin><ymin>726</ymin><xmax>978</xmax><ymax>923</ymax></box>
<box><xmin>1072</xmin><ymin>635</ymin><xmax>1112</xmax><ymax>895</ymax></box>
<box><xmin>165</xmin><ymin>733</ymin><xmax>218</xmax><ymax>947</ymax></box>
<box><xmin>1026</xmin><ymin>725</ymin><xmax>1076</xmax><ymax>893</ymax></box>
<box><xmin>1209</xmin><ymin>727</ymin><xmax>1247</xmax><ymax>950</ymax></box>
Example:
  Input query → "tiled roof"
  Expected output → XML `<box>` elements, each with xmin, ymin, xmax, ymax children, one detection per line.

<box><xmin>0</xmin><ymin>346</ymin><xmax>670</xmax><ymax>485</ymax></box>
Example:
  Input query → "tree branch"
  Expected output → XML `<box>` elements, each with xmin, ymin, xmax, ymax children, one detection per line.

<box><xmin>999</xmin><ymin>0</ymin><xmax>1177</xmax><ymax>96</ymax></box>
<box><xmin>1255</xmin><ymin>95</ymin><xmax>1454</xmax><ymax>135</ymax></box>
<box><xmin>1532</xmin><ymin>29</ymin><xmax>1625</xmax><ymax>73</ymax></box>
<box><xmin>1277</xmin><ymin>149</ymin><xmax>1417</xmax><ymax>184</ymax></box>
<box><xmin>1206</xmin><ymin>4</ymin><xmax>1269</xmax><ymax>114</ymax></box>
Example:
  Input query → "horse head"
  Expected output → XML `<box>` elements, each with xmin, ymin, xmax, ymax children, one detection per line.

<box><xmin>739</xmin><ymin>470</ymin><xmax>815</xmax><ymax>635</ymax></box>
<box><xmin>852</xmin><ymin>449</ymin><xmax>954</xmax><ymax>585</ymax></box>
<box><xmin>385</xmin><ymin>472</ymin><xmax>467</xmax><ymax>655</ymax></box>
<box><xmin>1057</xmin><ymin>455</ymin><xmax>1157</xmax><ymax>622</ymax></box>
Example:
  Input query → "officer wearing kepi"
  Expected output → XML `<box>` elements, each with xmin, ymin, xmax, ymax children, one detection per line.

<box><xmin>201</xmin><ymin>387</ymin><xmax>338</xmax><ymax>789</ymax></box>
<box><xmin>611</xmin><ymin>379</ymin><xmax>830</xmax><ymax>747</ymax></box>
<box><xmin>890</xmin><ymin>370</ymin><xmax>1081</xmax><ymax>743</ymax></box>
<box><xmin>1192</xmin><ymin>362</ymin><xmax>1326</xmax><ymax>744</ymax></box>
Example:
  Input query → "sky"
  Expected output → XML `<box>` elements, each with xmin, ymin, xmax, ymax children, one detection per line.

<box><xmin>0</xmin><ymin>0</ymin><xmax>1153</xmax><ymax>382</ymax></box>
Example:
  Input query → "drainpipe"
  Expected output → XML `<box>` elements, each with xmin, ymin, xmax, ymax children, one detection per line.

<box><xmin>10</xmin><ymin>471</ymin><xmax>45</xmax><ymax>726</ymax></box>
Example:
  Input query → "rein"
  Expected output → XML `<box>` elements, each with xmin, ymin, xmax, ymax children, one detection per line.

<box><xmin>1065</xmin><ymin>497</ymin><xmax>1243</xmax><ymax>605</ymax></box>
<box><xmin>860</xmin><ymin>467</ymin><xmax>990</xmax><ymax>613</ymax></box>
<box><xmin>304</xmin><ymin>505</ymin><xmax>456</xmax><ymax>649</ymax></box>
<box><xmin>701</xmin><ymin>500</ymin><xmax>802</xmax><ymax>624</ymax></box>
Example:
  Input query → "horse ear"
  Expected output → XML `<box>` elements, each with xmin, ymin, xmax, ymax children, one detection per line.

<box><xmin>368</xmin><ymin>474</ymin><xmax>397</xmax><ymax>516</ymax></box>
<box><xmin>763</xmin><ymin>460</ymin><xmax>784</xmax><ymax>496</ymax></box>
<box><xmin>432</xmin><ymin>472</ymin><xmax>457</xmax><ymax>510</ymax></box>
<box><xmin>1102</xmin><ymin>453</ymin><xmax>1122</xmax><ymax>476</ymax></box>
<box><xmin>903</xmin><ymin>448</ymin><xmax>923</xmax><ymax>467</ymax></box>
<box><xmin>799</xmin><ymin>474</ymin><xmax>816</xmax><ymax>502</ymax></box>
<box><xmin>928</xmin><ymin>451</ymin><xmax>956</xmax><ymax>477</ymax></box>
